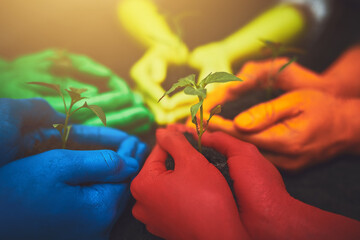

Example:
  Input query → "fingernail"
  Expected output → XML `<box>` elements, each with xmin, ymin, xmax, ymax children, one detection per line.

<box><xmin>235</xmin><ymin>113</ymin><xmax>253</xmax><ymax>127</ymax></box>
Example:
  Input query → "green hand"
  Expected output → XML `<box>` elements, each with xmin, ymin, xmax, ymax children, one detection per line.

<box><xmin>0</xmin><ymin>49</ymin><xmax>154</xmax><ymax>133</ymax></box>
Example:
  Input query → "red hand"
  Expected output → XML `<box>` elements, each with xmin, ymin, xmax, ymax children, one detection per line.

<box><xmin>202</xmin><ymin>131</ymin><xmax>360</xmax><ymax>240</ymax></box>
<box><xmin>131</xmin><ymin>128</ymin><xmax>250</xmax><ymax>240</ymax></box>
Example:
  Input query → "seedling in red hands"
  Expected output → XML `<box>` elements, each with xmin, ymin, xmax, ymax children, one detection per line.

<box><xmin>28</xmin><ymin>82</ymin><xmax>106</xmax><ymax>149</ymax></box>
<box><xmin>159</xmin><ymin>72</ymin><xmax>242</xmax><ymax>152</ymax></box>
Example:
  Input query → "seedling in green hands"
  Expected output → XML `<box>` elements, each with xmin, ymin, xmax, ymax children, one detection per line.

<box><xmin>159</xmin><ymin>72</ymin><xmax>242</xmax><ymax>152</ymax></box>
<box><xmin>28</xmin><ymin>82</ymin><xmax>106</xmax><ymax>149</ymax></box>
<box><xmin>260</xmin><ymin>39</ymin><xmax>303</xmax><ymax>98</ymax></box>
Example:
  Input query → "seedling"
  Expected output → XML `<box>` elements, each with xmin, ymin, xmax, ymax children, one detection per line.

<box><xmin>260</xmin><ymin>39</ymin><xmax>304</xmax><ymax>98</ymax></box>
<box><xmin>159</xmin><ymin>72</ymin><xmax>242</xmax><ymax>152</ymax></box>
<box><xmin>28</xmin><ymin>82</ymin><xmax>106</xmax><ymax>149</ymax></box>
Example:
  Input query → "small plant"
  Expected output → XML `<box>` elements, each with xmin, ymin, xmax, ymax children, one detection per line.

<box><xmin>159</xmin><ymin>72</ymin><xmax>242</xmax><ymax>152</ymax></box>
<box><xmin>28</xmin><ymin>82</ymin><xmax>106</xmax><ymax>149</ymax></box>
<box><xmin>260</xmin><ymin>39</ymin><xmax>304</xmax><ymax>98</ymax></box>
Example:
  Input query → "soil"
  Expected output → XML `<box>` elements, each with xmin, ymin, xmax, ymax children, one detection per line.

<box><xmin>220</xmin><ymin>88</ymin><xmax>284</xmax><ymax>120</ymax></box>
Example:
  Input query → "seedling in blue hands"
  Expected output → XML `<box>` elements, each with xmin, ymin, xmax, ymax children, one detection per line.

<box><xmin>28</xmin><ymin>82</ymin><xmax>106</xmax><ymax>149</ymax></box>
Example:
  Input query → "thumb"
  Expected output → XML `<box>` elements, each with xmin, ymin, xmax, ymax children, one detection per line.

<box><xmin>52</xmin><ymin>149</ymin><xmax>140</xmax><ymax>185</ymax></box>
<box><xmin>156</xmin><ymin>128</ymin><xmax>206</xmax><ymax>169</ymax></box>
<box><xmin>234</xmin><ymin>92</ymin><xmax>302</xmax><ymax>132</ymax></box>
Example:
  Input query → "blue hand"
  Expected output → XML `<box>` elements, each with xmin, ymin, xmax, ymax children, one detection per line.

<box><xmin>0</xmin><ymin>149</ymin><xmax>141</xmax><ymax>240</ymax></box>
<box><xmin>0</xmin><ymin>98</ymin><xmax>65</xmax><ymax>167</ymax></box>
<box><xmin>0</xmin><ymin>98</ymin><xmax>148</xmax><ymax>239</ymax></box>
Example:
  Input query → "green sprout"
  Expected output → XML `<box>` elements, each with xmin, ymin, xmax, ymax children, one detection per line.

<box><xmin>159</xmin><ymin>72</ymin><xmax>242</xmax><ymax>152</ymax></box>
<box><xmin>260</xmin><ymin>39</ymin><xmax>304</xmax><ymax>98</ymax></box>
<box><xmin>28</xmin><ymin>82</ymin><xmax>106</xmax><ymax>149</ymax></box>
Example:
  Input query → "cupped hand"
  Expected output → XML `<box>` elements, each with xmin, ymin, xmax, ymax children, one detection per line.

<box><xmin>0</xmin><ymin>147</ymin><xmax>143</xmax><ymax>240</ymax></box>
<box><xmin>130</xmin><ymin>129</ymin><xmax>250</xmax><ymax>240</ymax></box>
<box><xmin>1</xmin><ymin>98</ymin><xmax>148</xmax><ymax>167</ymax></box>
<box><xmin>0</xmin><ymin>50</ymin><xmax>153</xmax><ymax>132</ymax></box>
<box><xmin>131</xmin><ymin>43</ymin><xmax>198</xmax><ymax>125</ymax></box>
<box><xmin>230</xmin><ymin>90</ymin><xmax>360</xmax><ymax>170</ymax></box>
<box><xmin>201</xmin><ymin>131</ymin><xmax>360</xmax><ymax>240</ymax></box>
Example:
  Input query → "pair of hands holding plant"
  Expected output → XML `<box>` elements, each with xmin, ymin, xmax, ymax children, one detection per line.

<box><xmin>0</xmin><ymin>98</ymin><xmax>147</xmax><ymax>240</ymax></box>
<box><xmin>118</xmin><ymin>0</ymin><xmax>304</xmax><ymax>125</ymax></box>
<box><xmin>131</xmin><ymin>125</ymin><xmax>360</xmax><ymax>240</ymax></box>
<box><xmin>0</xmin><ymin>49</ymin><xmax>154</xmax><ymax>134</ymax></box>
<box><xmin>199</xmin><ymin>45</ymin><xmax>360</xmax><ymax>170</ymax></box>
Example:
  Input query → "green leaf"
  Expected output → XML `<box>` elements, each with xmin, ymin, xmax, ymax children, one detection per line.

<box><xmin>278</xmin><ymin>56</ymin><xmax>297</xmax><ymax>73</ymax></box>
<box><xmin>184</xmin><ymin>86</ymin><xmax>206</xmax><ymax>99</ymax></box>
<box><xmin>66</xmin><ymin>88</ymin><xmax>87</xmax><ymax>104</ymax></box>
<box><xmin>201</xmin><ymin>72</ymin><xmax>242</xmax><ymax>87</ymax></box>
<box><xmin>53</xmin><ymin>123</ymin><xmax>64</xmax><ymax>135</ymax></box>
<box><xmin>207</xmin><ymin>105</ymin><xmax>221</xmax><ymax>123</ymax></box>
<box><xmin>190</xmin><ymin>100</ymin><xmax>203</xmax><ymax>123</ymax></box>
<box><xmin>64</xmin><ymin>125</ymin><xmax>72</xmax><ymax>143</ymax></box>
<box><xmin>158</xmin><ymin>74</ymin><xmax>196</xmax><ymax>102</ymax></box>
<box><xmin>81</xmin><ymin>102</ymin><xmax>107</xmax><ymax>126</ymax></box>
<box><xmin>28</xmin><ymin>82</ymin><xmax>62</xmax><ymax>96</ymax></box>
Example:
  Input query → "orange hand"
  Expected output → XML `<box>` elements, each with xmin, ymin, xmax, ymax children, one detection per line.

<box><xmin>228</xmin><ymin>90</ymin><xmax>360</xmax><ymax>170</ymax></box>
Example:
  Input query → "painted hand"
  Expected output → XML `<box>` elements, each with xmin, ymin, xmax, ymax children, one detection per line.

<box><xmin>130</xmin><ymin>43</ymin><xmax>195</xmax><ymax>125</ymax></box>
<box><xmin>0</xmin><ymin>98</ymin><xmax>148</xmax><ymax>168</ymax></box>
<box><xmin>201</xmin><ymin>131</ymin><xmax>360</xmax><ymax>240</ymax></box>
<box><xmin>0</xmin><ymin>49</ymin><xmax>153</xmax><ymax>133</ymax></box>
<box><xmin>194</xmin><ymin>45</ymin><xmax>360</xmax><ymax>133</ymax></box>
<box><xmin>130</xmin><ymin>129</ymin><xmax>250</xmax><ymax>240</ymax></box>
<box><xmin>0</xmin><ymin>147</ymin><xmax>144</xmax><ymax>240</ymax></box>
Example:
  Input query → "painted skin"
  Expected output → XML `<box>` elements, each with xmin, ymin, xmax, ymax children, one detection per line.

<box><xmin>0</xmin><ymin>98</ymin><xmax>148</xmax><ymax>239</ymax></box>
<box><xmin>0</xmin><ymin>49</ymin><xmax>154</xmax><ymax>134</ymax></box>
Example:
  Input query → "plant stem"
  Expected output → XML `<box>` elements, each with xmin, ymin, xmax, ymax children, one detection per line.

<box><xmin>198</xmin><ymin>104</ymin><xmax>204</xmax><ymax>153</ymax></box>
<box><xmin>62</xmin><ymin>112</ymin><xmax>70</xmax><ymax>149</ymax></box>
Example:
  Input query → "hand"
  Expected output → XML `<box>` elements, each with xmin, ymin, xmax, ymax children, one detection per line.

<box><xmin>0</xmin><ymin>50</ymin><xmax>153</xmax><ymax>133</ymax></box>
<box><xmin>0</xmin><ymin>98</ymin><xmax>148</xmax><ymax>167</ymax></box>
<box><xmin>131</xmin><ymin>43</ymin><xmax>196</xmax><ymax>125</ymax></box>
<box><xmin>130</xmin><ymin>129</ymin><xmax>250</xmax><ymax>240</ymax></box>
<box><xmin>210</xmin><ymin>90</ymin><xmax>360</xmax><ymax>170</ymax></box>
<box><xmin>0</xmin><ymin>146</ymin><xmax>144</xmax><ymax>240</ymax></box>
<box><xmin>189</xmin><ymin>41</ymin><xmax>233</xmax><ymax>80</ymax></box>
<box><xmin>206</xmin><ymin>45</ymin><xmax>360</xmax><ymax>102</ymax></box>
<box><xmin>201</xmin><ymin>131</ymin><xmax>360</xmax><ymax>240</ymax></box>
<box><xmin>194</xmin><ymin>45</ymin><xmax>360</xmax><ymax>133</ymax></box>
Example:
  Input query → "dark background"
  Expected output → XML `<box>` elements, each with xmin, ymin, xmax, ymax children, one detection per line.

<box><xmin>0</xmin><ymin>0</ymin><xmax>359</xmax><ymax>239</ymax></box>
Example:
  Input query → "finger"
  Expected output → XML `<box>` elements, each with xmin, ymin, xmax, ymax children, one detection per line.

<box><xmin>166</xmin><ymin>123</ymin><xmax>195</xmax><ymax>134</ymax></box>
<box><xmin>83</xmin><ymin>106</ymin><xmax>153</xmax><ymax>130</ymax></box>
<box><xmin>201</xmin><ymin>131</ymin><xmax>257</xmax><ymax>158</ymax></box>
<box><xmin>54</xmin><ymin>149</ymin><xmax>140</xmax><ymax>184</ymax></box>
<box><xmin>117</xmin><ymin>136</ymin><xmax>148</xmax><ymax>165</ymax></box>
<box><xmin>156</xmin><ymin>128</ymin><xmax>206</xmax><ymax>168</ymax></box>
<box><xmin>69</xmin><ymin>54</ymin><xmax>112</xmax><ymax>77</ymax></box>
<box><xmin>22</xmin><ymin>125</ymin><xmax>130</xmax><ymax>152</ymax></box>
<box><xmin>234</xmin><ymin>92</ymin><xmax>302</xmax><ymax>132</ymax></box>
<box><xmin>240</xmin><ymin>122</ymin><xmax>298</xmax><ymax>155</ymax></box>
<box><xmin>140</xmin><ymin>144</ymin><xmax>168</xmax><ymax>175</ymax></box>
<box><xmin>17</xmin><ymin>98</ymin><xmax>65</xmax><ymax>129</ymax></box>
<box><xmin>108</xmin><ymin>75</ymin><xmax>131</xmax><ymax>93</ymax></box>
<box><xmin>206</xmin><ymin>115</ymin><xmax>237</xmax><ymax>134</ymax></box>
